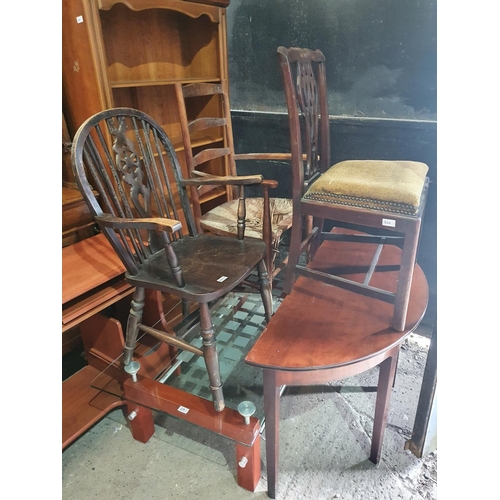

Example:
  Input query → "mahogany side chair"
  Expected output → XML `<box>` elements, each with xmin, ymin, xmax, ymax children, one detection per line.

<box><xmin>175</xmin><ymin>80</ymin><xmax>294</xmax><ymax>281</ymax></box>
<box><xmin>278</xmin><ymin>46</ymin><xmax>429</xmax><ymax>331</ymax></box>
<box><xmin>71</xmin><ymin>107</ymin><xmax>273</xmax><ymax>412</ymax></box>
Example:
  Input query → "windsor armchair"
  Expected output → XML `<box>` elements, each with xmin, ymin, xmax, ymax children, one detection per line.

<box><xmin>279</xmin><ymin>46</ymin><xmax>429</xmax><ymax>331</ymax></box>
<box><xmin>71</xmin><ymin>107</ymin><xmax>273</xmax><ymax>412</ymax></box>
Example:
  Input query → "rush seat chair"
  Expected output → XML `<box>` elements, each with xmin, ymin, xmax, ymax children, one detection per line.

<box><xmin>71</xmin><ymin>107</ymin><xmax>273</xmax><ymax>412</ymax></box>
<box><xmin>175</xmin><ymin>80</ymin><xmax>294</xmax><ymax>281</ymax></box>
<box><xmin>278</xmin><ymin>46</ymin><xmax>429</xmax><ymax>331</ymax></box>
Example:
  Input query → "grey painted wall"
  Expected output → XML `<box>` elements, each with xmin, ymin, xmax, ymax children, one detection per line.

<box><xmin>227</xmin><ymin>0</ymin><xmax>437</xmax><ymax>121</ymax></box>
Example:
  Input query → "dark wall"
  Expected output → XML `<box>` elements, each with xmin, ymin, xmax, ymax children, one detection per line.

<box><xmin>226</xmin><ymin>1</ymin><xmax>437</xmax><ymax>321</ymax></box>
<box><xmin>227</xmin><ymin>0</ymin><xmax>436</xmax><ymax>120</ymax></box>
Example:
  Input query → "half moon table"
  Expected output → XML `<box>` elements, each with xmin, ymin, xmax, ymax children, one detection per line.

<box><xmin>245</xmin><ymin>231</ymin><xmax>429</xmax><ymax>498</ymax></box>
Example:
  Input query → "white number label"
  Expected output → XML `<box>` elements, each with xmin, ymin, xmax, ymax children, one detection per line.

<box><xmin>177</xmin><ymin>406</ymin><xmax>190</xmax><ymax>414</ymax></box>
<box><xmin>217</xmin><ymin>276</ymin><xmax>228</xmax><ymax>282</ymax></box>
<box><xmin>382</xmin><ymin>218</ymin><xmax>396</xmax><ymax>228</ymax></box>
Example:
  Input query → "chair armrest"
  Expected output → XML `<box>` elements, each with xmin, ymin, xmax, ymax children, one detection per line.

<box><xmin>96</xmin><ymin>214</ymin><xmax>182</xmax><ymax>233</ymax></box>
<box><xmin>234</xmin><ymin>153</ymin><xmax>293</xmax><ymax>161</ymax></box>
<box><xmin>191</xmin><ymin>169</ymin><xmax>278</xmax><ymax>189</ymax></box>
<box><xmin>234</xmin><ymin>153</ymin><xmax>291</xmax><ymax>190</ymax></box>
<box><xmin>261</xmin><ymin>179</ymin><xmax>279</xmax><ymax>189</ymax></box>
<box><xmin>181</xmin><ymin>174</ymin><xmax>263</xmax><ymax>187</ymax></box>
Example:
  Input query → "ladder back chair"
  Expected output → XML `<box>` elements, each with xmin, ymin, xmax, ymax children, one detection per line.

<box><xmin>71</xmin><ymin>107</ymin><xmax>273</xmax><ymax>412</ymax></box>
<box><xmin>175</xmin><ymin>80</ymin><xmax>294</xmax><ymax>281</ymax></box>
<box><xmin>278</xmin><ymin>46</ymin><xmax>429</xmax><ymax>331</ymax></box>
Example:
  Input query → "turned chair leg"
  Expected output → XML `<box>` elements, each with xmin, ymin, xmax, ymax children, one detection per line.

<box><xmin>199</xmin><ymin>302</ymin><xmax>224</xmax><ymax>412</ymax></box>
<box><xmin>258</xmin><ymin>259</ymin><xmax>273</xmax><ymax>323</ymax></box>
<box><xmin>261</xmin><ymin>184</ymin><xmax>274</xmax><ymax>282</ymax></box>
<box><xmin>123</xmin><ymin>287</ymin><xmax>145</xmax><ymax>365</ymax></box>
<box><xmin>182</xmin><ymin>298</ymin><xmax>190</xmax><ymax>318</ymax></box>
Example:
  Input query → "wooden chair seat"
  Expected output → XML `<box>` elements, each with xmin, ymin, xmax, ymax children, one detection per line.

<box><xmin>303</xmin><ymin>160</ymin><xmax>428</xmax><ymax>215</ymax></box>
<box><xmin>130</xmin><ymin>234</ymin><xmax>268</xmax><ymax>301</ymax></box>
<box><xmin>200</xmin><ymin>197</ymin><xmax>293</xmax><ymax>246</ymax></box>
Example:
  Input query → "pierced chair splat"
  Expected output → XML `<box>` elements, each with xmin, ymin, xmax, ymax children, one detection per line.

<box><xmin>278</xmin><ymin>46</ymin><xmax>429</xmax><ymax>331</ymax></box>
<box><xmin>71</xmin><ymin>107</ymin><xmax>273</xmax><ymax>412</ymax></box>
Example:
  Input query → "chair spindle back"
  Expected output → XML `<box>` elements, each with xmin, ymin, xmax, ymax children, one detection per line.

<box><xmin>71</xmin><ymin>107</ymin><xmax>197</xmax><ymax>276</ymax></box>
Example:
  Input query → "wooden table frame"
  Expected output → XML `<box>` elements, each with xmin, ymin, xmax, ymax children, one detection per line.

<box><xmin>245</xmin><ymin>230</ymin><xmax>429</xmax><ymax>498</ymax></box>
<box><xmin>262</xmin><ymin>347</ymin><xmax>399</xmax><ymax>498</ymax></box>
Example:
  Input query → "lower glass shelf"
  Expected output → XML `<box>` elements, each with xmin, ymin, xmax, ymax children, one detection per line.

<box><xmin>90</xmin><ymin>271</ymin><xmax>287</xmax><ymax>424</ymax></box>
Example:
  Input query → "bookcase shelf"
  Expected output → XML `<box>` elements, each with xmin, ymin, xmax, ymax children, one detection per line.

<box><xmin>63</xmin><ymin>0</ymin><xmax>232</xmax><ymax>223</ymax></box>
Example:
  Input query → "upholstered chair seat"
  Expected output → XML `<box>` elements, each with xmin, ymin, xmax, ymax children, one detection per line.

<box><xmin>303</xmin><ymin>160</ymin><xmax>428</xmax><ymax>216</ymax></box>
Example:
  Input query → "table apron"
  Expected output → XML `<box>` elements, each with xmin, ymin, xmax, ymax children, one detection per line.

<box><xmin>264</xmin><ymin>344</ymin><xmax>400</xmax><ymax>386</ymax></box>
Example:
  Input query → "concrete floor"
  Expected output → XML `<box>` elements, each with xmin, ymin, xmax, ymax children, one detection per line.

<box><xmin>62</xmin><ymin>321</ymin><xmax>437</xmax><ymax>500</ymax></box>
